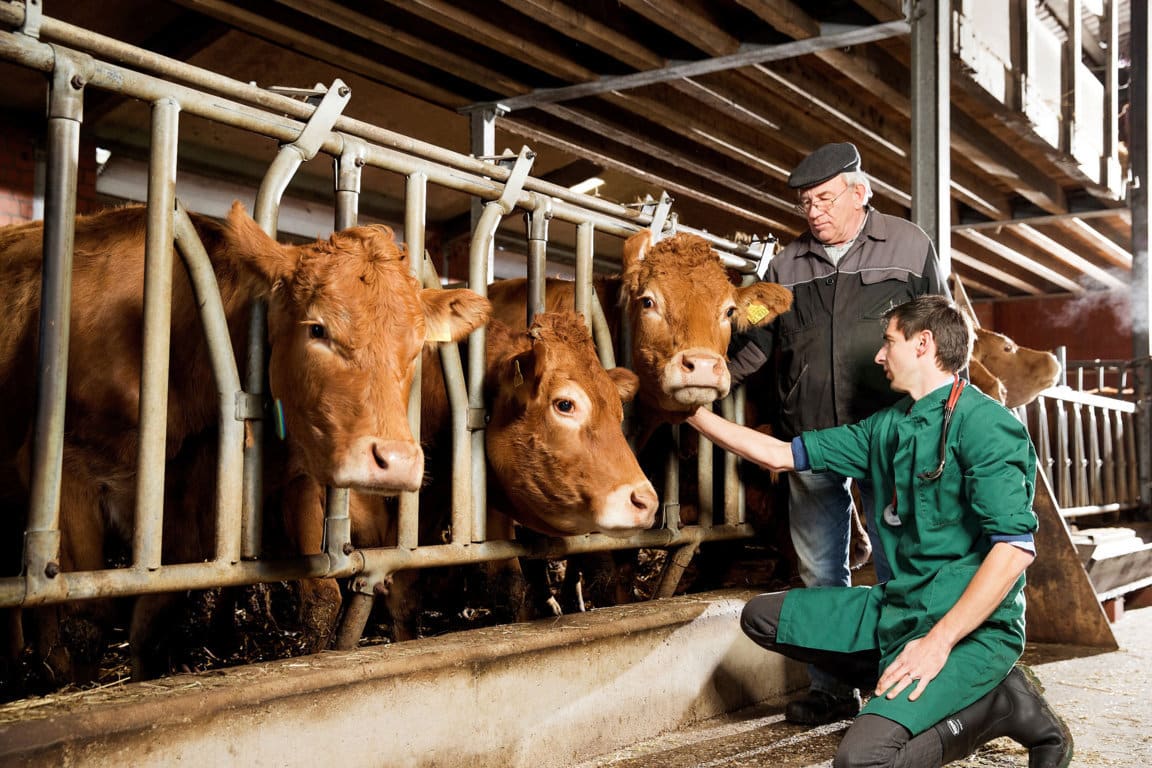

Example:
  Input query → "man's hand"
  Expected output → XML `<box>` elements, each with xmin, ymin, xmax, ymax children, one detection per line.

<box><xmin>875</xmin><ymin>632</ymin><xmax>952</xmax><ymax>701</ymax></box>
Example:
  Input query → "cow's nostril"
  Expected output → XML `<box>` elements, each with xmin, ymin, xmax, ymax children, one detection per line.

<box><xmin>371</xmin><ymin>442</ymin><xmax>389</xmax><ymax>470</ymax></box>
<box><xmin>632</xmin><ymin>485</ymin><xmax>658</xmax><ymax>512</ymax></box>
<box><xmin>682</xmin><ymin>357</ymin><xmax>695</xmax><ymax>372</ymax></box>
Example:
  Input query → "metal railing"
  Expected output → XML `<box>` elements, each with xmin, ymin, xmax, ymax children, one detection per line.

<box><xmin>0</xmin><ymin>5</ymin><xmax>771</xmax><ymax>650</ymax></box>
<box><xmin>1018</xmin><ymin>386</ymin><xmax>1140</xmax><ymax>519</ymax></box>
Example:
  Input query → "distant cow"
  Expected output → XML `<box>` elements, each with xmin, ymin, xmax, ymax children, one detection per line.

<box><xmin>972</xmin><ymin>327</ymin><xmax>1062</xmax><ymax>408</ymax></box>
<box><xmin>0</xmin><ymin>202</ymin><xmax>489</xmax><ymax>683</ymax></box>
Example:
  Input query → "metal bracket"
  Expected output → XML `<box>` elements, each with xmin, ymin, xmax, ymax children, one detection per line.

<box><xmin>639</xmin><ymin>192</ymin><xmax>673</xmax><ymax>242</ymax></box>
<box><xmin>489</xmin><ymin>147</ymin><xmax>536</xmax><ymax>214</ymax></box>
<box><xmin>268</xmin><ymin>79</ymin><xmax>351</xmax><ymax>161</ymax></box>
<box><xmin>751</xmin><ymin>234</ymin><xmax>778</xmax><ymax>280</ymax></box>
<box><xmin>466</xmin><ymin>407</ymin><xmax>489</xmax><ymax>431</ymax></box>
<box><xmin>235</xmin><ymin>391</ymin><xmax>266</xmax><ymax>421</ymax></box>
<box><xmin>19</xmin><ymin>0</ymin><xmax>42</xmax><ymax>39</ymax></box>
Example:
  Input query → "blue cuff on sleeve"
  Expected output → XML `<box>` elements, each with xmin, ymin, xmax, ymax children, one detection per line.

<box><xmin>990</xmin><ymin>532</ymin><xmax>1036</xmax><ymax>555</ymax></box>
<box><xmin>791</xmin><ymin>436</ymin><xmax>810</xmax><ymax>471</ymax></box>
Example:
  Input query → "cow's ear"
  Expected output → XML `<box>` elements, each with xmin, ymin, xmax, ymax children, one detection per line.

<box><xmin>421</xmin><ymin>288</ymin><xmax>491</xmax><ymax>344</ymax></box>
<box><xmin>224</xmin><ymin>200</ymin><xmax>298</xmax><ymax>282</ymax></box>
<box><xmin>734</xmin><ymin>282</ymin><xmax>793</xmax><ymax>330</ymax></box>
<box><xmin>484</xmin><ymin>320</ymin><xmax>534</xmax><ymax>397</ymax></box>
<box><xmin>622</xmin><ymin>229</ymin><xmax>651</xmax><ymax>269</ymax></box>
<box><xmin>607</xmin><ymin>366</ymin><xmax>640</xmax><ymax>404</ymax></box>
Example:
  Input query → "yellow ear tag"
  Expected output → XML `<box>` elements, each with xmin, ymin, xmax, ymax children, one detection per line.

<box><xmin>746</xmin><ymin>303</ymin><xmax>770</xmax><ymax>325</ymax></box>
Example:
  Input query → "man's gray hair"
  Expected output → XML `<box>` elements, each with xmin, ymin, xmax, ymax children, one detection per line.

<box><xmin>843</xmin><ymin>170</ymin><xmax>874</xmax><ymax>205</ymax></box>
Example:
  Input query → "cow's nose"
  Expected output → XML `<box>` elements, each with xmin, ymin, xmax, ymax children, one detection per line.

<box><xmin>680</xmin><ymin>353</ymin><xmax>720</xmax><ymax>375</ymax></box>
<box><xmin>631</xmin><ymin>483</ymin><xmax>659</xmax><ymax>518</ymax></box>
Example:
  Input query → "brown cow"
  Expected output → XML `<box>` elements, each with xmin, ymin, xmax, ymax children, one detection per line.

<box><xmin>488</xmin><ymin>230</ymin><xmax>794</xmax><ymax>438</ymax></box>
<box><xmin>0</xmin><ymin>202</ymin><xmax>489</xmax><ymax>684</ymax></box>
<box><xmin>487</xmin><ymin>230</ymin><xmax>793</xmax><ymax>607</ymax></box>
<box><xmin>972</xmin><ymin>327</ymin><xmax>1061</xmax><ymax>408</ymax></box>
<box><xmin>341</xmin><ymin>312</ymin><xmax>657</xmax><ymax>640</ymax></box>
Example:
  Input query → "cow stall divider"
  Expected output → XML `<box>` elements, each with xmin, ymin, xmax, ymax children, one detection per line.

<box><xmin>0</xmin><ymin>3</ymin><xmax>777</xmax><ymax>672</ymax></box>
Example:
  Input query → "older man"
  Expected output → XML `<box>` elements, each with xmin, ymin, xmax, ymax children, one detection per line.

<box><xmin>691</xmin><ymin>296</ymin><xmax>1072</xmax><ymax>768</ymax></box>
<box><xmin>730</xmin><ymin>142</ymin><xmax>949</xmax><ymax>724</ymax></box>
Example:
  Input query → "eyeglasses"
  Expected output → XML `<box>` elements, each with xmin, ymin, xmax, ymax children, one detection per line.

<box><xmin>794</xmin><ymin>185</ymin><xmax>851</xmax><ymax>216</ymax></box>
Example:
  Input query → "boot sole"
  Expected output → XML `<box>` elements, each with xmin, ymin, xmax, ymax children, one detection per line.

<box><xmin>1014</xmin><ymin>665</ymin><xmax>1074</xmax><ymax>768</ymax></box>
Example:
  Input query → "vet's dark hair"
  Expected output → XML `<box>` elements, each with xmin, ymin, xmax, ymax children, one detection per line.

<box><xmin>884</xmin><ymin>295</ymin><xmax>972</xmax><ymax>373</ymax></box>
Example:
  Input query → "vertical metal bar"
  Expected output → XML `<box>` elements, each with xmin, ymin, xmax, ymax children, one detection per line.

<box><xmin>525</xmin><ymin>197</ymin><xmax>551</xmax><ymax>327</ymax></box>
<box><xmin>24</xmin><ymin>51</ymin><xmax>86</xmax><ymax>599</ymax></box>
<box><xmin>1131</xmin><ymin>0</ymin><xmax>1152</xmax><ymax>504</ymax></box>
<box><xmin>172</xmin><ymin>204</ymin><xmax>244</xmax><ymax>565</ymax></box>
<box><xmin>132</xmin><ymin>97</ymin><xmax>180</xmax><ymax>570</ymax></box>
<box><xmin>909</xmin><ymin>0</ymin><xmax>951</xmax><ymax>276</ymax></box>
<box><xmin>574</xmin><ymin>222</ymin><xmax>594</xmax><ymax>330</ymax></box>
<box><xmin>324</xmin><ymin>486</ymin><xmax>350</xmax><ymax>564</ymax></box>
<box><xmin>721</xmin><ymin>390</ymin><xmax>745</xmax><ymax>525</ymax></box>
<box><xmin>662</xmin><ymin>424</ymin><xmax>681</xmax><ymax>532</ymax></box>
<box><xmin>398</xmin><ymin>172</ymin><xmax>427</xmax><ymax>550</ymax></box>
<box><xmin>1101</xmin><ymin>0</ymin><xmax>1121</xmax><ymax>189</ymax></box>
<box><xmin>1055</xmin><ymin>400</ymin><xmax>1073</xmax><ymax>507</ymax></box>
<box><xmin>696</xmin><ymin>409</ymin><xmax>714</xmax><ymax>530</ymax></box>
<box><xmin>334</xmin><ymin>137</ymin><xmax>366</xmax><ymax>231</ymax></box>
<box><xmin>1062</xmin><ymin>0</ymin><xmax>1082</xmax><ymax>156</ymax></box>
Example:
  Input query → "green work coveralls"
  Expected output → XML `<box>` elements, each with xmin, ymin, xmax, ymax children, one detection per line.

<box><xmin>774</xmin><ymin>382</ymin><xmax>1039</xmax><ymax>735</ymax></box>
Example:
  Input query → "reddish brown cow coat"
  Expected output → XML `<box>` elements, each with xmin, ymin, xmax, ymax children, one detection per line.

<box><xmin>488</xmin><ymin>230</ymin><xmax>794</xmax><ymax>438</ymax></box>
<box><xmin>972</xmin><ymin>327</ymin><xmax>1061</xmax><ymax>408</ymax></box>
<box><xmin>0</xmin><ymin>202</ymin><xmax>490</xmax><ymax>681</ymax></box>
<box><xmin>483</xmin><ymin>314</ymin><xmax>657</xmax><ymax>537</ymax></box>
<box><xmin>343</xmin><ymin>313</ymin><xmax>658</xmax><ymax>640</ymax></box>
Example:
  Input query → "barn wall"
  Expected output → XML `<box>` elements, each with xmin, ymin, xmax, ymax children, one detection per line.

<box><xmin>974</xmin><ymin>291</ymin><xmax>1133</xmax><ymax>362</ymax></box>
<box><xmin>0</xmin><ymin>589</ymin><xmax>803</xmax><ymax>768</ymax></box>
<box><xmin>0</xmin><ymin>113</ymin><xmax>99</xmax><ymax>226</ymax></box>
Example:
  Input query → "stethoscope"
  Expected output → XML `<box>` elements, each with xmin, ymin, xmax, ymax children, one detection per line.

<box><xmin>917</xmin><ymin>374</ymin><xmax>967</xmax><ymax>481</ymax></box>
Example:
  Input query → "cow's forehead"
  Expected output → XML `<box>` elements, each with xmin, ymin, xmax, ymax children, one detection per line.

<box><xmin>284</xmin><ymin>231</ymin><xmax>426</xmax><ymax>349</ymax></box>
<box><xmin>628</xmin><ymin>235</ymin><xmax>735</xmax><ymax>306</ymax></box>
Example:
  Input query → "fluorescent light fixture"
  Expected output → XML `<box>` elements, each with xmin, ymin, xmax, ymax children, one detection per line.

<box><xmin>569</xmin><ymin>176</ymin><xmax>605</xmax><ymax>195</ymax></box>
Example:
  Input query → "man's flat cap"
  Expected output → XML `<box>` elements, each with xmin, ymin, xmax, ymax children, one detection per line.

<box><xmin>787</xmin><ymin>142</ymin><xmax>861</xmax><ymax>189</ymax></box>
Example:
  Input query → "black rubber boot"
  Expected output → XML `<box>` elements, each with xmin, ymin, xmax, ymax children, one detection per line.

<box><xmin>933</xmin><ymin>665</ymin><xmax>1073</xmax><ymax>768</ymax></box>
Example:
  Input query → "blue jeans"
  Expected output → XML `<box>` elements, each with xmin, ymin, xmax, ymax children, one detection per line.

<box><xmin>788</xmin><ymin>469</ymin><xmax>891</xmax><ymax>696</ymax></box>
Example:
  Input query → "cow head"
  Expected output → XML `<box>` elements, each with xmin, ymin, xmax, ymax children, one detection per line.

<box><xmin>223</xmin><ymin>202</ymin><xmax>490</xmax><ymax>494</ymax></box>
<box><xmin>972</xmin><ymin>327</ymin><xmax>1061</xmax><ymax>408</ymax></box>
<box><xmin>620</xmin><ymin>231</ymin><xmax>792</xmax><ymax>418</ymax></box>
<box><xmin>484</xmin><ymin>313</ymin><xmax>658</xmax><ymax>537</ymax></box>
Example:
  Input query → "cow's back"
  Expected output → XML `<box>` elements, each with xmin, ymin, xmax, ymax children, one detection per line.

<box><xmin>488</xmin><ymin>277</ymin><xmax>621</xmax><ymax>335</ymax></box>
<box><xmin>0</xmin><ymin>206</ymin><xmax>254</xmax><ymax>466</ymax></box>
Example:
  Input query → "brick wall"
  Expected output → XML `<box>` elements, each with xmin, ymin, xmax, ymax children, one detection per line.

<box><xmin>0</xmin><ymin>113</ymin><xmax>100</xmax><ymax>226</ymax></box>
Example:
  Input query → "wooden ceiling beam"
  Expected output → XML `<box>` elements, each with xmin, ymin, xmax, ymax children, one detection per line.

<box><xmin>1010</xmin><ymin>223</ymin><xmax>1128</xmax><ymax>289</ymax></box>
<box><xmin>848</xmin><ymin>0</ymin><xmax>905</xmax><ymax>23</ymax></box>
<box><xmin>947</xmin><ymin>264</ymin><xmax>1010</xmax><ymax>299</ymax></box>
<box><xmin>950</xmin><ymin>248</ymin><xmax>1045</xmax><ymax>296</ymax></box>
<box><xmin>497</xmin><ymin>0</ymin><xmax>664</xmax><ymax>71</ymax></box>
<box><xmin>956</xmin><ymin>230</ymin><xmax>1083</xmax><ymax>292</ymax></box>
<box><xmin>618</xmin><ymin>0</ymin><xmax>741</xmax><ymax>56</ymax></box>
<box><xmin>273</xmin><ymin>0</ymin><xmax>530</xmax><ymax>96</ymax></box>
<box><xmin>171</xmin><ymin>0</ymin><xmax>466</xmax><ymax>106</ymax></box>
<box><xmin>501</xmin><ymin>112</ymin><xmax>789</xmax><ymax>233</ymax></box>
<box><xmin>1062</xmin><ymin>217</ymin><xmax>1133</xmax><ymax>269</ymax></box>
<box><xmin>381</xmin><ymin>0</ymin><xmax>599</xmax><ymax>83</ymax></box>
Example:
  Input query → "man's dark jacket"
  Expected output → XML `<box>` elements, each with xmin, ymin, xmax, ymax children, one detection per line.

<box><xmin>732</xmin><ymin>209</ymin><xmax>948</xmax><ymax>440</ymax></box>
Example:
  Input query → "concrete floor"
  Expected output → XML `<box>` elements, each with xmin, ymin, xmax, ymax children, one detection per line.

<box><xmin>574</xmin><ymin>603</ymin><xmax>1152</xmax><ymax>768</ymax></box>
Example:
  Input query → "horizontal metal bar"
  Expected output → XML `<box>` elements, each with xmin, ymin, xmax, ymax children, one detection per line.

<box><xmin>477</xmin><ymin>20</ymin><xmax>911</xmax><ymax>112</ymax></box>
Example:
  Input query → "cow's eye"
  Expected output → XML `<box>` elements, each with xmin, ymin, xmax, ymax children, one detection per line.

<box><xmin>309</xmin><ymin>323</ymin><xmax>327</xmax><ymax>340</ymax></box>
<box><xmin>640</xmin><ymin>297</ymin><xmax>655</xmax><ymax>310</ymax></box>
<box><xmin>725</xmin><ymin>306</ymin><xmax>736</xmax><ymax>319</ymax></box>
<box><xmin>554</xmin><ymin>399</ymin><xmax>575</xmax><ymax>414</ymax></box>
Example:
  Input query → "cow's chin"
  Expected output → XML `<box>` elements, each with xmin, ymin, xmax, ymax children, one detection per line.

<box><xmin>668</xmin><ymin>385</ymin><xmax>729</xmax><ymax>408</ymax></box>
